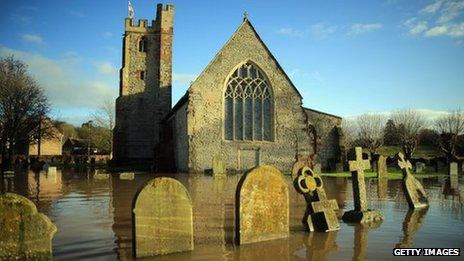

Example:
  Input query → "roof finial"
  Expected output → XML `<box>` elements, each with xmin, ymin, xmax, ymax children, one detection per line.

<box><xmin>243</xmin><ymin>11</ymin><xmax>248</xmax><ymax>21</ymax></box>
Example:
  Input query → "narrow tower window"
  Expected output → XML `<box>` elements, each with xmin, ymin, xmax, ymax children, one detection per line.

<box><xmin>138</xmin><ymin>36</ymin><xmax>147</xmax><ymax>52</ymax></box>
<box><xmin>139</xmin><ymin>71</ymin><xmax>145</xmax><ymax>80</ymax></box>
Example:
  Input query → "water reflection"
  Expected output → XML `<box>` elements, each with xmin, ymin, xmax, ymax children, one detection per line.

<box><xmin>3</xmin><ymin>170</ymin><xmax>464</xmax><ymax>260</ymax></box>
<box><xmin>396</xmin><ymin>208</ymin><xmax>429</xmax><ymax>248</ymax></box>
<box><xmin>352</xmin><ymin>221</ymin><xmax>383</xmax><ymax>261</ymax></box>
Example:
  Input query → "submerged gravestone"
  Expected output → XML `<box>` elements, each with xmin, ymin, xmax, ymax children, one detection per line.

<box><xmin>397</xmin><ymin>152</ymin><xmax>428</xmax><ymax>209</ymax></box>
<box><xmin>0</xmin><ymin>193</ymin><xmax>57</xmax><ymax>259</ymax></box>
<box><xmin>212</xmin><ymin>155</ymin><xmax>226</xmax><ymax>176</ymax></box>
<box><xmin>415</xmin><ymin>162</ymin><xmax>426</xmax><ymax>173</ymax></box>
<box><xmin>342</xmin><ymin>147</ymin><xmax>383</xmax><ymax>223</ymax></box>
<box><xmin>449</xmin><ymin>162</ymin><xmax>458</xmax><ymax>190</ymax></box>
<box><xmin>133</xmin><ymin>177</ymin><xmax>193</xmax><ymax>257</ymax></box>
<box><xmin>294</xmin><ymin>166</ymin><xmax>340</xmax><ymax>232</ymax></box>
<box><xmin>377</xmin><ymin>155</ymin><xmax>388</xmax><ymax>179</ymax></box>
<box><xmin>119</xmin><ymin>172</ymin><xmax>135</xmax><ymax>180</ymax></box>
<box><xmin>236</xmin><ymin>165</ymin><xmax>289</xmax><ymax>244</ymax></box>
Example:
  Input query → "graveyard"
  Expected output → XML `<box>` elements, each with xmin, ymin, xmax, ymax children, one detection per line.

<box><xmin>1</xmin><ymin>0</ymin><xmax>464</xmax><ymax>260</ymax></box>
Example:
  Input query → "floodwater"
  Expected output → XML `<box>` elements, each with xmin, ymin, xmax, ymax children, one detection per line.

<box><xmin>3</xmin><ymin>169</ymin><xmax>463</xmax><ymax>260</ymax></box>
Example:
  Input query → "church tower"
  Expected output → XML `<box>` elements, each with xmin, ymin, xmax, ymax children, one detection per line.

<box><xmin>113</xmin><ymin>4</ymin><xmax>174</xmax><ymax>164</ymax></box>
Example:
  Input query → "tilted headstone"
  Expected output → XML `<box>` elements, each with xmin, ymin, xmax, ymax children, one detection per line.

<box><xmin>377</xmin><ymin>155</ymin><xmax>388</xmax><ymax>179</ymax></box>
<box><xmin>342</xmin><ymin>147</ymin><xmax>383</xmax><ymax>223</ymax></box>
<box><xmin>236</xmin><ymin>165</ymin><xmax>289</xmax><ymax>244</ymax></box>
<box><xmin>397</xmin><ymin>152</ymin><xmax>428</xmax><ymax>209</ymax></box>
<box><xmin>293</xmin><ymin>166</ymin><xmax>340</xmax><ymax>232</ymax></box>
<box><xmin>415</xmin><ymin>162</ymin><xmax>426</xmax><ymax>173</ymax></box>
<box><xmin>133</xmin><ymin>177</ymin><xmax>193</xmax><ymax>257</ymax></box>
<box><xmin>0</xmin><ymin>193</ymin><xmax>57</xmax><ymax>259</ymax></box>
<box><xmin>212</xmin><ymin>155</ymin><xmax>226</xmax><ymax>176</ymax></box>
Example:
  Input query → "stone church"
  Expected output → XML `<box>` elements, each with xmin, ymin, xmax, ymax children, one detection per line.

<box><xmin>113</xmin><ymin>4</ymin><xmax>343</xmax><ymax>173</ymax></box>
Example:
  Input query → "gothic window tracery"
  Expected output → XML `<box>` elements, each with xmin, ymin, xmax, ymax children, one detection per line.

<box><xmin>224</xmin><ymin>62</ymin><xmax>273</xmax><ymax>141</ymax></box>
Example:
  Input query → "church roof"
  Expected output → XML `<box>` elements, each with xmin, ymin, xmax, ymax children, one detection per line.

<box><xmin>167</xmin><ymin>17</ymin><xmax>304</xmax><ymax>119</ymax></box>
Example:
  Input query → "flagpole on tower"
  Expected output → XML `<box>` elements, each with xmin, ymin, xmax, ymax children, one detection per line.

<box><xmin>128</xmin><ymin>0</ymin><xmax>134</xmax><ymax>18</ymax></box>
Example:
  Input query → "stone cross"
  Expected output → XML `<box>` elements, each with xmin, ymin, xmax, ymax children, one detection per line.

<box><xmin>293</xmin><ymin>166</ymin><xmax>340</xmax><ymax>232</ymax></box>
<box><xmin>348</xmin><ymin>147</ymin><xmax>371</xmax><ymax>212</ymax></box>
<box><xmin>397</xmin><ymin>152</ymin><xmax>428</xmax><ymax>209</ymax></box>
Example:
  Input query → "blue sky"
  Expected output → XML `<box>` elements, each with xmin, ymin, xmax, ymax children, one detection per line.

<box><xmin>0</xmin><ymin>0</ymin><xmax>463</xmax><ymax>125</ymax></box>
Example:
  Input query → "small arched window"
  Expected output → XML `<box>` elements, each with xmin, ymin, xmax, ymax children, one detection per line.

<box><xmin>138</xmin><ymin>36</ymin><xmax>147</xmax><ymax>52</ymax></box>
<box><xmin>224</xmin><ymin>62</ymin><xmax>273</xmax><ymax>141</ymax></box>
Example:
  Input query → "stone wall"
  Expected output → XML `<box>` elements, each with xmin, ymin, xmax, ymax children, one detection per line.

<box><xmin>173</xmin><ymin>101</ymin><xmax>189</xmax><ymax>172</ymax></box>
<box><xmin>304</xmin><ymin>108</ymin><xmax>342</xmax><ymax>170</ymax></box>
<box><xmin>177</xmin><ymin>19</ymin><xmax>312</xmax><ymax>173</ymax></box>
<box><xmin>113</xmin><ymin>4</ymin><xmax>174</xmax><ymax>164</ymax></box>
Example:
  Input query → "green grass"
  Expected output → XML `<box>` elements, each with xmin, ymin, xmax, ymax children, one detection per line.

<box><xmin>377</xmin><ymin>145</ymin><xmax>441</xmax><ymax>159</ymax></box>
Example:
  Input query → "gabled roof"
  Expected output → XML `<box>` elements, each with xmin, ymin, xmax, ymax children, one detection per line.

<box><xmin>168</xmin><ymin>17</ymin><xmax>303</xmax><ymax>117</ymax></box>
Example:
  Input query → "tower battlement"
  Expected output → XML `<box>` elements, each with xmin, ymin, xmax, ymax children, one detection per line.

<box><xmin>124</xmin><ymin>4</ymin><xmax>174</xmax><ymax>33</ymax></box>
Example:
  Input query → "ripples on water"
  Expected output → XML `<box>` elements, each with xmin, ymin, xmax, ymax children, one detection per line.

<box><xmin>4</xmin><ymin>169</ymin><xmax>464</xmax><ymax>260</ymax></box>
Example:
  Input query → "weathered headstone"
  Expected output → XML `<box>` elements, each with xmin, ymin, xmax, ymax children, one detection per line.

<box><xmin>133</xmin><ymin>177</ymin><xmax>193</xmax><ymax>257</ymax></box>
<box><xmin>397</xmin><ymin>152</ymin><xmax>428</xmax><ymax>209</ymax></box>
<box><xmin>119</xmin><ymin>172</ymin><xmax>135</xmax><ymax>180</ymax></box>
<box><xmin>377</xmin><ymin>177</ymin><xmax>388</xmax><ymax>199</ymax></box>
<box><xmin>449</xmin><ymin>162</ymin><xmax>459</xmax><ymax>190</ymax></box>
<box><xmin>342</xmin><ymin>147</ymin><xmax>383</xmax><ymax>223</ymax></box>
<box><xmin>293</xmin><ymin>166</ymin><xmax>340</xmax><ymax>232</ymax></box>
<box><xmin>236</xmin><ymin>165</ymin><xmax>289</xmax><ymax>244</ymax></box>
<box><xmin>212</xmin><ymin>155</ymin><xmax>226</xmax><ymax>176</ymax></box>
<box><xmin>415</xmin><ymin>162</ymin><xmax>426</xmax><ymax>173</ymax></box>
<box><xmin>48</xmin><ymin>166</ymin><xmax>57</xmax><ymax>175</ymax></box>
<box><xmin>377</xmin><ymin>155</ymin><xmax>388</xmax><ymax>179</ymax></box>
<box><xmin>0</xmin><ymin>193</ymin><xmax>57</xmax><ymax>259</ymax></box>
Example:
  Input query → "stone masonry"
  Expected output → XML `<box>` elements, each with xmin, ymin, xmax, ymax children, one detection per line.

<box><xmin>113</xmin><ymin>4</ymin><xmax>174</xmax><ymax>164</ymax></box>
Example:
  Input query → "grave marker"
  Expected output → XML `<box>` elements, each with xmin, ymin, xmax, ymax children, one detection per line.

<box><xmin>377</xmin><ymin>155</ymin><xmax>388</xmax><ymax>179</ymax></box>
<box><xmin>397</xmin><ymin>152</ymin><xmax>428</xmax><ymax>209</ymax></box>
<box><xmin>0</xmin><ymin>193</ymin><xmax>57</xmax><ymax>259</ymax></box>
<box><xmin>212</xmin><ymin>155</ymin><xmax>226</xmax><ymax>176</ymax></box>
<box><xmin>293</xmin><ymin>166</ymin><xmax>340</xmax><ymax>232</ymax></box>
<box><xmin>342</xmin><ymin>147</ymin><xmax>383</xmax><ymax>223</ymax></box>
<box><xmin>133</xmin><ymin>177</ymin><xmax>193</xmax><ymax>257</ymax></box>
<box><xmin>236</xmin><ymin>165</ymin><xmax>289</xmax><ymax>244</ymax></box>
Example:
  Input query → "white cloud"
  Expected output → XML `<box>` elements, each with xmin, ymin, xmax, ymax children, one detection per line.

<box><xmin>20</xmin><ymin>34</ymin><xmax>43</xmax><ymax>44</ymax></box>
<box><xmin>425</xmin><ymin>22</ymin><xmax>464</xmax><ymax>37</ymax></box>
<box><xmin>102</xmin><ymin>32</ymin><xmax>113</xmax><ymax>38</ymax></box>
<box><xmin>0</xmin><ymin>46</ymin><xmax>117</xmax><ymax>110</ymax></box>
<box><xmin>309</xmin><ymin>23</ymin><xmax>337</xmax><ymax>39</ymax></box>
<box><xmin>276</xmin><ymin>27</ymin><xmax>304</xmax><ymax>37</ymax></box>
<box><xmin>289</xmin><ymin>69</ymin><xmax>323</xmax><ymax>83</ymax></box>
<box><xmin>348</xmin><ymin>23</ymin><xmax>383</xmax><ymax>35</ymax></box>
<box><xmin>405</xmin><ymin>0</ymin><xmax>464</xmax><ymax>39</ymax></box>
<box><xmin>420</xmin><ymin>0</ymin><xmax>445</xmax><ymax>14</ymax></box>
<box><xmin>173</xmin><ymin>73</ymin><xmax>197</xmax><ymax>83</ymax></box>
<box><xmin>95</xmin><ymin>61</ymin><xmax>117</xmax><ymax>75</ymax></box>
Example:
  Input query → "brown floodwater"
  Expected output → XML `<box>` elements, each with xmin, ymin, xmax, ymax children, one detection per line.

<box><xmin>3</xmin><ymin>169</ymin><xmax>463</xmax><ymax>260</ymax></box>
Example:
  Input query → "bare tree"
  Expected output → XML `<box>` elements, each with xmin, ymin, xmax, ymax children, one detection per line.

<box><xmin>355</xmin><ymin>113</ymin><xmax>386</xmax><ymax>156</ymax></box>
<box><xmin>435</xmin><ymin>109</ymin><xmax>464</xmax><ymax>162</ymax></box>
<box><xmin>341</xmin><ymin>118</ymin><xmax>357</xmax><ymax>150</ymax></box>
<box><xmin>391</xmin><ymin>109</ymin><xmax>426</xmax><ymax>160</ymax></box>
<box><xmin>0</xmin><ymin>56</ymin><xmax>50</xmax><ymax>170</ymax></box>
<box><xmin>91</xmin><ymin>99</ymin><xmax>115</xmax><ymax>156</ymax></box>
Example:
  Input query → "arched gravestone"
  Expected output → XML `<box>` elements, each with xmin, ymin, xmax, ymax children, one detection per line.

<box><xmin>133</xmin><ymin>177</ymin><xmax>193</xmax><ymax>257</ymax></box>
<box><xmin>0</xmin><ymin>193</ymin><xmax>57</xmax><ymax>259</ymax></box>
<box><xmin>236</xmin><ymin>165</ymin><xmax>289</xmax><ymax>244</ymax></box>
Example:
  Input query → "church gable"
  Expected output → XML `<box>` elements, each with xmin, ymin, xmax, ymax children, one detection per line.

<box><xmin>181</xmin><ymin>17</ymin><xmax>311</xmax><ymax>171</ymax></box>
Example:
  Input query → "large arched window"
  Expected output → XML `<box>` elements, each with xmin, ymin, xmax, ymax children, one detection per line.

<box><xmin>224</xmin><ymin>62</ymin><xmax>273</xmax><ymax>141</ymax></box>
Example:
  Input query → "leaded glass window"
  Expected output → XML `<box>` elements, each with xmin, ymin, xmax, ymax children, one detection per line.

<box><xmin>224</xmin><ymin>62</ymin><xmax>273</xmax><ymax>141</ymax></box>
